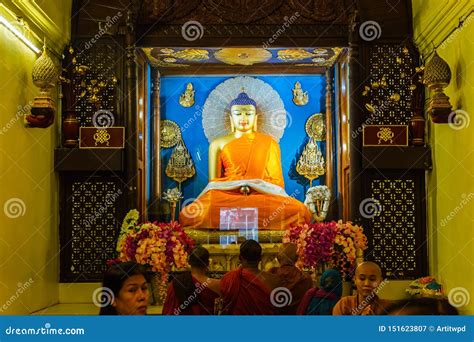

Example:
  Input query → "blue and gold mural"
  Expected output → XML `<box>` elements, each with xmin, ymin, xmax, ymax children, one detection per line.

<box><xmin>143</xmin><ymin>47</ymin><xmax>342</xmax><ymax>67</ymax></box>
<box><xmin>159</xmin><ymin>74</ymin><xmax>335</xmax><ymax>205</ymax></box>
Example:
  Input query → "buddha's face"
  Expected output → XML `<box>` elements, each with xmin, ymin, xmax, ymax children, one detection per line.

<box><xmin>230</xmin><ymin>104</ymin><xmax>257</xmax><ymax>133</ymax></box>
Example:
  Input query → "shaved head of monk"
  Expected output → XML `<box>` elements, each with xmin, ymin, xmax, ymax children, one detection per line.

<box><xmin>354</xmin><ymin>261</ymin><xmax>383</xmax><ymax>299</ymax></box>
<box><xmin>277</xmin><ymin>243</ymin><xmax>298</xmax><ymax>266</ymax></box>
<box><xmin>240</xmin><ymin>239</ymin><xmax>262</xmax><ymax>265</ymax></box>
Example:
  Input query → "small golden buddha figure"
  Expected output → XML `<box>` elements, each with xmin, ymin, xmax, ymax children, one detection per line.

<box><xmin>179</xmin><ymin>82</ymin><xmax>195</xmax><ymax>107</ymax></box>
<box><xmin>179</xmin><ymin>91</ymin><xmax>311</xmax><ymax>230</ymax></box>
<box><xmin>292</xmin><ymin>81</ymin><xmax>309</xmax><ymax>106</ymax></box>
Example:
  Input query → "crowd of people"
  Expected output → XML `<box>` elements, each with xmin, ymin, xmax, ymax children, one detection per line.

<box><xmin>99</xmin><ymin>240</ymin><xmax>458</xmax><ymax>316</ymax></box>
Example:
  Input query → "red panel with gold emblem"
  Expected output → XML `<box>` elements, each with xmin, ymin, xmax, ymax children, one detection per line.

<box><xmin>363</xmin><ymin>125</ymin><xmax>408</xmax><ymax>147</ymax></box>
<box><xmin>79</xmin><ymin>127</ymin><xmax>125</xmax><ymax>149</ymax></box>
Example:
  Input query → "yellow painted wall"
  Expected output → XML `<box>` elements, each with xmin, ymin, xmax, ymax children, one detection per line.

<box><xmin>413</xmin><ymin>0</ymin><xmax>474</xmax><ymax>314</ymax></box>
<box><xmin>0</xmin><ymin>0</ymin><xmax>71</xmax><ymax>314</ymax></box>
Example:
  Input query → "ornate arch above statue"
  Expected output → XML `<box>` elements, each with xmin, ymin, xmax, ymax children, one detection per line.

<box><xmin>202</xmin><ymin>76</ymin><xmax>286</xmax><ymax>143</ymax></box>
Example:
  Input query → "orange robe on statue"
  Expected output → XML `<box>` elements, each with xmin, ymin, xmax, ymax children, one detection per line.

<box><xmin>179</xmin><ymin>132</ymin><xmax>311</xmax><ymax>230</ymax></box>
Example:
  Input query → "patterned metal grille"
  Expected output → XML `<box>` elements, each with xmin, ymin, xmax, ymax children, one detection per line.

<box><xmin>366</xmin><ymin>44</ymin><xmax>415</xmax><ymax>125</ymax></box>
<box><xmin>369</xmin><ymin>179</ymin><xmax>418</xmax><ymax>278</ymax></box>
<box><xmin>69</xmin><ymin>179</ymin><xmax>123</xmax><ymax>277</ymax></box>
<box><xmin>73</xmin><ymin>40</ymin><xmax>119</xmax><ymax>126</ymax></box>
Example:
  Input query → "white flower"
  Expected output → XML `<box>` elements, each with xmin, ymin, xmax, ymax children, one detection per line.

<box><xmin>162</xmin><ymin>188</ymin><xmax>183</xmax><ymax>202</ymax></box>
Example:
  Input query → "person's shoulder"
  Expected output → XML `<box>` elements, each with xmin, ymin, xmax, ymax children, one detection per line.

<box><xmin>332</xmin><ymin>295</ymin><xmax>357</xmax><ymax>315</ymax></box>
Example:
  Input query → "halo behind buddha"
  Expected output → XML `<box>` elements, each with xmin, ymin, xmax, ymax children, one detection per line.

<box><xmin>202</xmin><ymin>76</ymin><xmax>286</xmax><ymax>143</ymax></box>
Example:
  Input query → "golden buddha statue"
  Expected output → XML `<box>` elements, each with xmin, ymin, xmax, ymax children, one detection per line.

<box><xmin>179</xmin><ymin>91</ymin><xmax>312</xmax><ymax>230</ymax></box>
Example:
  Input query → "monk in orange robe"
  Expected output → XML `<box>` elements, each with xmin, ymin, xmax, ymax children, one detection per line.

<box><xmin>332</xmin><ymin>261</ymin><xmax>391</xmax><ymax>315</ymax></box>
<box><xmin>220</xmin><ymin>240</ymin><xmax>281</xmax><ymax>315</ymax></box>
<box><xmin>179</xmin><ymin>91</ymin><xmax>311</xmax><ymax>230</ymax></box>
<box><xmin>162</xmin><ymin>247</ymin><xmax>220</xmax><ymax>315</ymax></box>
<box><xmin>269</xmin><ymin>243</ymin><xmax>313</xmax><ymax>315</ymax></box>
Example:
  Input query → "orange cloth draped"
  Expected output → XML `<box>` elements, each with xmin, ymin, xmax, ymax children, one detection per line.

<box><xmin>162</xmin><ymin>277</ymin><xmax>219</xmax><ymax>315</ymax></box>
<box><xmin>179</xmin><ymin>132</ymin><xmax>311</xmax><ymax>230</ymax></box>
<box><xmin>220</xmin><ymin>268</ymin><xmax>277</xmax><ymax>315</ymax></box>
<box><xmin>269</xmin><ymin>265</ymin><xmax>313</xmax><ymax>315</ymax></box>
<box><xmin>332</xmin><ymin>295</ymin><xmax>391</xmax><ymax>315</ymax></box>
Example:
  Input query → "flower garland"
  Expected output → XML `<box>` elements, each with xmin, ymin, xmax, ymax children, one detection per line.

<box><xmin>331</xmin><ymin>221</ymin><xmax>368</xmax><ymax>277</ymax></box>
<box><xmin>115</xmin><ymin>210</ymin><xmax>195</xmax><ymax>301</ymax></box>
<box><xmin>284</xmin><ymin>220</ymin><xmax>368</xmax><ymax>278</ymax></box>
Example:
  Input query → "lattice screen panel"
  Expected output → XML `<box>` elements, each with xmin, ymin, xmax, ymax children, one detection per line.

<box><xmin>365</xmin><ymin>44</ymin><xmax>416</xmax><ymax>125</ymax></box>
<box><xmin>369</xmin><ymin>179</ymin><xmax>418</xmax><ymax>278</ymax></box>
<box><xmin>73</xmin><ymin>40</ymin><xmax>119</xmax><ymax>126</ymax></box>
<box><xmin>69</xmin><ymin>179</ymin><xmax>123</xmax><ymax>277</ymax></box>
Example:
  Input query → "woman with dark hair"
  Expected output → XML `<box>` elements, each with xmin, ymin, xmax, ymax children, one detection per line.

<box><xmin>297</xmin><ymin>269</ymin><xmax>343</xmax><ymax>315</ymax></box>
<box><xmin>162</xmin><ymin>246</ymin><xmax>220</xmax><ymax>315</ymax></box>
<box><xmin>99</xmin><ymin>261</ymin><xmax>149</xmax><ymax>315</ymax></box>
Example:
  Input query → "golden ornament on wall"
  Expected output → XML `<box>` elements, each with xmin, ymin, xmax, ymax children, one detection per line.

<box><xmin>296</xmin><ymin>138</ymin><xmax>325</xmax><ymax>187</ymax></box>
<box><xmin>179</xmin><ymin>83</ymin><xmax>195</xmax><ymax>107</ymax></box>
<box><xmin>292</xmin><ymin>81</ymin><xmax>309</xmax><ymax>106</ymax></box>
<box><xmin>165</xmin><ymin>139</ymin><xmax>195</xmax><ymax>187</ymax></box>
<box><xmin>278</xmin><ymin>49</ymin><xmax>314</xmax><ymax>61</ymax></box>
<box><xmin>214</xmin><ymin>48</ymin><xmax>272</xmax><ymax>65</ymax></box>
<box><xmin>305</xmin><ymin>113</ymin><xmax>326</xmax><ymax>141</ymax></box>
<box><xmin>160</xmin><ymin>120</ymin><xmax>181</xmax><ymax>148</ymax></box>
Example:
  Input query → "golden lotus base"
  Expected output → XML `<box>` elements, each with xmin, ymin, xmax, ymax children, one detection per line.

<box><xmin>185</xmin><ymin>229</ymin><xmax>284</xmax><ymax>272</ymax></box>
